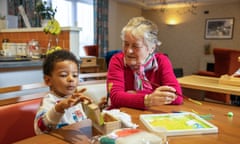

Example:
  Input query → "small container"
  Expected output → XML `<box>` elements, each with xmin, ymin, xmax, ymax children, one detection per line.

<box><xmin>2</xmin><ymin>38</ymin><xmax>9</xmax><ymax>43</ymax></box>
<box><xmin>27</xmin><ymin>40</ymin><xmax>41</xmax><ymax>59</ymax></box>
<box><xmin>7</xmin><ymin>43</ymin><xmax>17</xmax><ymax>56</ymax></box>
<box><xmin>1</xmin><ymin>38</ymin><xmax>8</xmax><ymax>56</ymax></box>
<box><xmin>81</xmin><ymin>56</ymin><xmax>97</xmax><ymax>66</ymax></box>
<box><xmin>16</xmin><ymin>43</ymin><xmax>27</xmax><ymax>57</ymax></box>
<box><xmin>93</xmin><ymin>113</ymin><xmax>121</xmax><ymax>134</ymax></box>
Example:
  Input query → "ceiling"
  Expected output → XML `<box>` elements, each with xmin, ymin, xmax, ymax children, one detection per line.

<box><xmin>116</xmin><ymin>0</ymin><xmax>240</xmax><ymax>9</ymax></box>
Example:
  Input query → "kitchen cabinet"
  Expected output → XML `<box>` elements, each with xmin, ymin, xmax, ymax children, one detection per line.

<box><xmin>0</xmin><ymin>27</ymin><xmax>82</xmax><ymax>88</ymax></box>
<box><xmin>0</xmin><ymin>27</ymin><xmax>82</xmax><ymax>58</ymax></box>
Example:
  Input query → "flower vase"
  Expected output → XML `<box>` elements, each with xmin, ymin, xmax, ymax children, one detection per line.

<box><xmin>41</xmin><ymin>19</ymin><xmax>50</xmax><ymax>27</ymax></box>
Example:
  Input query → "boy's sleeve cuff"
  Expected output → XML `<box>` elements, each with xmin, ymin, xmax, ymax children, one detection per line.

<box><xmin>46</xmin><ymin>107</ymin><xmax>64</xmax><ymax>125</ymax></box>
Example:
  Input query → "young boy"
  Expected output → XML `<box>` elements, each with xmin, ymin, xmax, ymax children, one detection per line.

<box><xmin>34</xmin><ymin>50</ymin><xmax>92</xmax><ymax>134</ymax></box>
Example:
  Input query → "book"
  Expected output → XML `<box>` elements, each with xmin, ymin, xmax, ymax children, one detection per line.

<box><xmin>140</xmin><ymin>112</ymin><xmax>218</xmax><ymax>136</ymax></box>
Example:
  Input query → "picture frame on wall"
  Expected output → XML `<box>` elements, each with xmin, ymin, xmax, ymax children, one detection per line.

<box><xmin>205</xmin><ymin>18</ymin><xmax>234</xmax><ymax>39</ymax></box>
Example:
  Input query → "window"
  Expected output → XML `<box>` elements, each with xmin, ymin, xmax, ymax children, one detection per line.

<box><xmin>52</xmin><ymin>0</ymin><xmax>73</xmax><ymax>26</ymax></box>
<box><xmin>51</xmin><ymin>0</ymin><xmax>94</xmax><ymax>56</ymax></box>
<box><xmin>77</xmin><ymin>2</ymin><xmax>94</xmax><ymax>56</ymax></box>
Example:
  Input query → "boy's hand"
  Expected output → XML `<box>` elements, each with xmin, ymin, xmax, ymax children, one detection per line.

<box><xmin>55</xmin><ymin>88</ymin><xmax>92</xmax><ymax>113</ymax></box>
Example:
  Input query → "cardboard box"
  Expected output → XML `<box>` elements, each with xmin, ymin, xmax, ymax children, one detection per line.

<box><xmin>80</xmin><ymin>56</ymin><xmax>96</xmax><ymax>66</ymax></box>
<box><xmin>83</xmin><ymin>102</ymin><xmax>121</xmax><ymax>135</ymax></box>
<box><xmin>93</xmin><ymin>113</ymin><xmax>121</xmax><ymax>134</ymax></box>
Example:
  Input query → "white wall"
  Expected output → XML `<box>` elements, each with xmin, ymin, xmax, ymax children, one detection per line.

<box><xmin>108</xmin><ymin>1</ymin><xmax>240</xmax><ymax>75</ymax></box>
<box><xmin>108</xmin><ymin>0</ymin><xmax>141</xmax><ymax>51</ymax></box>
<box><xmin>143</xmin><ymin>2</ymin><xmax>240</xmax><ymax>75</ymax></box>
<box><xmin>0</xmin><ymin>0</ymin><xmax>7</xmax><ymax>17</ymax></box>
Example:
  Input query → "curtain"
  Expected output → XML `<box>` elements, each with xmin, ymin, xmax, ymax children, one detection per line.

<box><xmin>93</xmin><ymin>0</ymin><xmax>109</xmax><ymax>57</ymax></box>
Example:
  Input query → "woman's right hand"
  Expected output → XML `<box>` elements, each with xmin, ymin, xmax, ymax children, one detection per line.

<box><xmin>147</xmin><ymin>86</ymin><xmax>177</xmax><ymax>106</ymax></box>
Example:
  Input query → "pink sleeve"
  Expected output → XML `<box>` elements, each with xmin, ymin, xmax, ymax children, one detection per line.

<box><xmin>156</xmin><ymin>54</ymin><xmax>183</xmax><ymax>105</ymax></box>
<box><xmin>107</xmin><ymin>53</ymin><xmax>147</xmax><ymax>110</ymax></box>
<box><xmin>107</xmin><ymin>53</ymin><xmax>183</xmax><ymax>110</ymax></box>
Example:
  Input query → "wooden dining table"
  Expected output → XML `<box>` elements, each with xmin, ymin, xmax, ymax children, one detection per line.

<box><xmin>15</xmin><ymin>99</ymin><xmax>240</xmax><ymax>144</ymax></box>
<box><xmin>177</xmin><ymin>75</ymin><xmax>240</xmax><ymax>95</ymax></box>
<box><xmin>120</xmin><ymin>99</ymin><xmax>240</xmax><ymax>144</ymax></box>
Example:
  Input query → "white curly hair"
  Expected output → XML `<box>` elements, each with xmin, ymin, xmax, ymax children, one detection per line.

<box><xmin>121</xmin><ymin>17</ymin><xmax>162</xmax><ymax>50</ymax></box>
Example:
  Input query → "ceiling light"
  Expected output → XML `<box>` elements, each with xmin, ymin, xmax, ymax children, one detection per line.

<box><xmin>141</xmin><ymin>0</ymin><xmax>198</xmax><ymax>14</ymax></box>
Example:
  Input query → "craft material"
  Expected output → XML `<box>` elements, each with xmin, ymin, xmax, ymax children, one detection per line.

<box><xmin>102</xmin><ymin>109</ymin><xmax>138</xmax><ymax>128</ymax></box>
<box><xmin>106</xmin><ymin>82</ymin><xmax>113</xmax><ymax>106</ymax></box>
<box><xmin>199</xmin><ymin>114</ymin><xmax>214</xmax><ymax>120</ymax></box>
<box><xmin>84</xmin><ymin>103</ymin><xmax>104</xmax><ymax>125</ymax></box>
<box><xmin>82</xmin><ymin>102</ymin><xmax>121</xmax><ymax>134</ymax></box>
<box><xmin>188</xmin><ymin>98</ymin><xmax>202</xmax><ymax>105</ymax></box>
<box><xmin>227</xmin><ymin>112</ymin><xmax>234</xmax><ymax>117</ymax></box>
<box><xmin>191</xmin><ymin>109</ymin><xmax>199</xmax><ymax>114</ymax></box>
<box><xmin>140</xmin><ymin>112</ymin><xmax>218</xmax><ymax>136</ymax></box>
<box><xmin>99</xmin><ymin>128</ymin><xmax>163</xmax><ymax>144</ymax></box>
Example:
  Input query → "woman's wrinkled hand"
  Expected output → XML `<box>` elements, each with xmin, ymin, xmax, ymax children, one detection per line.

<box><xmin>55</xmin><ymin>88</ymin><xmax>92</xmax><ymax>113</ymax></box>
<box><xmin>148</xmin><ymin>86</ymin><xmax>177</xmax><ymax>106</ymax></box>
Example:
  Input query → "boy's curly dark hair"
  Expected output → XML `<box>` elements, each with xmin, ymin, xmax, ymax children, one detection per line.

<box><xmin>43</xmin><ymin>50</ymin><xmax>80</xmax><ymax>76</ymax></box>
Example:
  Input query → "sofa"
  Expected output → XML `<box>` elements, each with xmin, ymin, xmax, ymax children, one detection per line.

<box><xmin>0</xmin><ymin>98</ymin><xmax>41</xmax><ymax>144</ymax></box>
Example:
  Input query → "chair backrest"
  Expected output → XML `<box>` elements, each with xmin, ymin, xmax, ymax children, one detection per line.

<box><xmin>213</xmin><ymin>48</ymin><xmax>240</xmax><ymax>76</ymax></box>
<box><xmin>105</xmin><ymin>50</ymin><xmax>122</xmax><ymax>68</ymax></box>
<box><xmin>83</xmin><ymin>45</ymin><xmax>99</xmax><ymax>57</ymax></box>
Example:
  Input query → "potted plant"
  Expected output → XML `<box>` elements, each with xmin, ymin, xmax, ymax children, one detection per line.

<box><xmin>35</xmin><ymin>0</ymin><xmax>57</xmax><ymax>26</ymax></box>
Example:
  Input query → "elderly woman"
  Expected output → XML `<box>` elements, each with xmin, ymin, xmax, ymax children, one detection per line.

<box><xmin>107</xmin><ymin>17</ymin><xmax>183</xmax><ymax>110</ymax></box>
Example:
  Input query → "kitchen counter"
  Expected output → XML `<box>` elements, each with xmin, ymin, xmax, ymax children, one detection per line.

<box><xmin>0</xmin><ymin>59</ymin><xmax>43</xmax><ymax>69</ymax></box>
<box><xmin>0</xmin><ymin>58</ymin><xmax>82</xmax><ymax>87</ymax></box>
<box><xmin>0</xmin><ymin>58</ymin><xmax>83</xmax><ymax>88</ymax></box>
<box><xmin>0</xmin><ymin>26</ymin><xmax>82</xmax><ymax>88</ymax></box>
<box><xmin>0</xmin><ymin>27</ymin><xmax>82</xmax><ymax>33</ymax></box>
<box><xmin>0</xmin><ymin>27</ymin><xmax>82</xmax><ymax>58</ymax></box>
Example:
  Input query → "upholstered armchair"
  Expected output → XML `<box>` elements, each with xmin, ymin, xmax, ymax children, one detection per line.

<box><xmin>197</xmin><ymin>48</ymin><xmax>240</xmax><ymax>77</ymax></box>
<box><xmin>84</xmin><ymin>45</ymin><xmax>99</xmax><ymax>57</ymax></box>
<box><xmin>105</xmin><ymin>50</ymin><xmax>122</xmax><ymax>68</ymax></box>
<box><xmin>196</xmin><ymin>48</ymin><xmax>240</xmax><ymax>103</ymax></box>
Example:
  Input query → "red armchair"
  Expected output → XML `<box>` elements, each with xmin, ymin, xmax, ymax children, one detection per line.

<box><xmin>83</xmin><ymin>45</ymin><xmax>99</xmax><ymax>57</ymax></box>
<box><xmin>197</xmin><ymin>48</ymin><xmax>240</xmax><ymax>103</ymax></box>
<box><xmin>197</xmin><ymin>48</ymin><xmax>240</xmax><ymax>77</ymax></box>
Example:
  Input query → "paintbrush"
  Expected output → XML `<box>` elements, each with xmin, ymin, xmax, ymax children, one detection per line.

<box><xmin>141</xmin><ymin>78</ymin><xmax>203</xmax><ymax>105</ymax></box>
